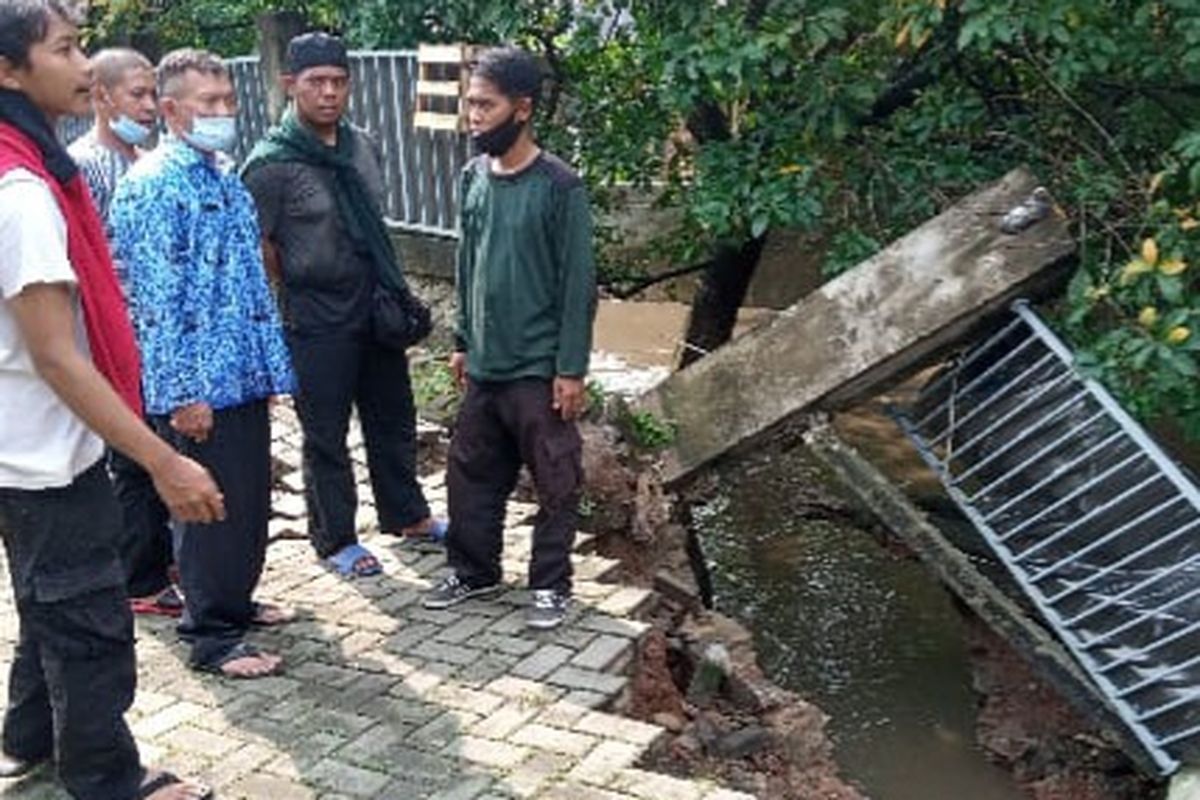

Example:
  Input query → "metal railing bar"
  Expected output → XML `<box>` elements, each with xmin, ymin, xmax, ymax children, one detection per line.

<box><xmin>1159</xmin><ymin>722</ymin><xmax>1200</xmax><ymax>748</ymax></box>
<box><xmin>1081</xmin><ymin>583</ymin><xmax>1200</xmax><ymax>650</ymax></box>
<box><xmin>951</xmin><ymin>399</ymin><xmax>1099</xmax><ymax>486</ymax></box>
<box><xmin>997</xmin><ymin>449</ymin><xmax>1146</xmax><ymax>543</ymax></box>
<box><xmin>1019</xmin><ymin>474</ymin><xmax>1168</xmax><ymax>569</ymax></box>
<box><xmin>1045</xmin><ymin>513</ymin><xmax>1198</xmax><ymax>604</ymax></box>
<box><xmin>1116</xmin><ymin>651</ymin><xmax>1200</xmax><ymax>699</ymax></box>
<box><xmin>1139</xmin><ymin>689</ymin><xmax>1200</xmax><ymax>726</ymax></box>
<box><xmin>1066</xmin><ymin>518</ymin><xmax>1200</xmax><ymax>628</ymax></box>
<box><xmin>963</xmin><ymin>402</ymin><xmax>1104</xmax><ymax>499</ymax></box>
<box><xmin>914</xmin><ymin>321</ymin><xmax>1033</xmax><ymax>429</ymax></box>
<box><xmin>928</xmin><ymin>351</ymin><xmax>1063</xmax><ymax>450</ymax></box>
<box><xmin>1100</xmin><ymin>615</ymin><xmax>1200</xmax><ymax>675</ymax></box>
<box><xmin>982</xmin><ymin>429</ymin><xmax>1129</xmax><ymax>523</ymax></box>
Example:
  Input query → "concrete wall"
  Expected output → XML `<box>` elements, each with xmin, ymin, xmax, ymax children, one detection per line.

<box><xmin>392</xmin><ymin>228</ymin><xmax>458</xmax><ymax>350</ymax></box>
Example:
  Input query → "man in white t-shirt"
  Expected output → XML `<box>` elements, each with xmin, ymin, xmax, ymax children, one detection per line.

<box><xmin>0</xmin><ymin>2</ymin><xmax>222</xmax><ymax>798</ymax></box>
<box><xmin>68</xmin><ymin>48</ymin><xmax>157</xmax><ymax>222</ymax></box>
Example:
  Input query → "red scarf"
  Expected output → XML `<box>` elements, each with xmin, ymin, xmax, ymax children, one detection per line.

<box><xmin>0</xmin><ymin>121</ymin><xmax>143</xmax><ymax>416</ymax></box>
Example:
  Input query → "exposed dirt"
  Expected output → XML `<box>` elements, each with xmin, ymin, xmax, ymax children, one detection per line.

<box><xmin>419</xmin><ymin>396</ymin><xmax>1170</xmax><ymax>800</ymax></box>
<box><xmin>965</xmin><ymin>616</ymin><xmax>1165</xmax><ymax>800</ymax></box>
<box><xmin>576</xmin><ymin>422</ymin><xmax>866</xmax><ymax>799</ymax></box>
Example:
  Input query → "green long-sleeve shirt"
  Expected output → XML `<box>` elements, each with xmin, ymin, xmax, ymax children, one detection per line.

<box><xmin>455</xmin><ymin>152</ymin><xmax>597</xmax><ymax>381</ymax></box>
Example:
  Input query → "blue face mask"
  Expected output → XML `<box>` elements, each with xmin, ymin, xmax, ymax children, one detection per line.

<box><xmin>108</xmin><ymin>115</ymin><xmax>153</xmax><ymax>147</ymax></box>
<box><xmin>182</xmin><ymin>115</ymin><xmax>237</xmax><ymax>153</ymax></box>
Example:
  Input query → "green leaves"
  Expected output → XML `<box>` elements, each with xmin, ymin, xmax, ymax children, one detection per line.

<box><xmin>91</xmin><ymin>0</ymin><xmax>1200</xmax><ymax>438</ymax></box>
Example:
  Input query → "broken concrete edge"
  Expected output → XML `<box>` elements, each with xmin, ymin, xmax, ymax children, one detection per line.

<box><xmin>1170</xmin><ymin>768</ymin><xmax>1200</xmax><ymax>800</ymax></box>
<box><xmin>819</xmin><ymin>260</ymin><xmax>1075</xmax><ymax>410</ymax></box>
<box><xmin>642</xmin><ymin>166</ymin><xmax>1078</xmax><ymax>486</ymax></box>
<box><xmin>628</xmin><ymin>600</ymin><xmax>861</xmax><ymax>798</ymax></box>
<box><xmin>801</xmin><ymin>420</ymin><xmax>1166</xmax><ymax>778</ymax></box>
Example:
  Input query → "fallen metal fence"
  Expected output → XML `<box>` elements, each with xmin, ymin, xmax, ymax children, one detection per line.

<box><xmin>892</xmin><ymin>300</ymin><xmax>1200</xmax><ymax>775</ymax></box>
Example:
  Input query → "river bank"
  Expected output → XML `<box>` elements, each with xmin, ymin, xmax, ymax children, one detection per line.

<box><xmin>407</xmin><ymin>296</ymin><xmax>1169</xmax><ymax>798</ymax></box>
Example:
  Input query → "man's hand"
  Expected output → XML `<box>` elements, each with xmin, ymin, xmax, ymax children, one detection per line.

<box><xmin>148</xmin><ymin>451</ymin><xmax>226</xmax><ymax>524</ymax></box>
<box><xmin>171</xmin><ymin>401</ymin><xmax>213</xmax><ymax>443</ymax></box>
<box><xmin>449</xmin><ymin>352</ymin><xmax>468</xmax><ymax>391</ymax></box>
<box><xmin>552</xmin><ymin>376</ymin><xmax>586</xmax><ymax>421</ymax></box>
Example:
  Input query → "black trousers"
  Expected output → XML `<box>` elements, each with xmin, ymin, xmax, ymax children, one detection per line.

<box><xmin>446</xmin><ymin>378</ymin><xmax>582</xmax><ymax>594</ymax></box>
<box><xmin>288</xmin><ymin>330</ymin><xmax>430</xmax><ymax>559</ymax></box>
<box><xmin>0</xmin><ymin>461</ymin><xmax>143</xmax><ymax>800</ymax></box>
<box><xmin>152</xmin><ymin>401</ymin><xmax>270</xmax><ymax>668</ymax></box>
<box><xmin>107</xmin><ymin>449</ymin><xmax>172</xmax><ymax>598</ymax></box>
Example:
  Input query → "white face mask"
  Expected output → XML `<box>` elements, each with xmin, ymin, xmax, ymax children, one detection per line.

<box><xmin>182</xmin><ymin>114</ymin><xmax>237</xmax><ymax>153</ymax></box>
<box><xmin>108</xmin><ymin>114</ymin><xmax>152</xmax><ymax>147</ymax></box>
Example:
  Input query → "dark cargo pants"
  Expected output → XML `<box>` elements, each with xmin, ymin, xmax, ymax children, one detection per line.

<box><xmin>107</xmin><ymin>448</ymin><xmax>172</xmax><ymax>598</ymax></box>
<box><xmin>446</xmin><ymin>378</ymin><xmax>582</xmax><ymax>594</ymax></box>
<box><xmin>0</xmin><ymin>460</ymin><xmax>143</xmax><ymax>800</ymax></box>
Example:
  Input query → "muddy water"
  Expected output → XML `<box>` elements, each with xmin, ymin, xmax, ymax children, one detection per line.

<box><xmin>690</xmin><ymin>441</ymin><xmax>1024</xmax><ymax>800</ymax></box>
<box><xmin>593</xmin><ymin>300</ymin><xmax>1024</xmax><ymax>798</ymax></box>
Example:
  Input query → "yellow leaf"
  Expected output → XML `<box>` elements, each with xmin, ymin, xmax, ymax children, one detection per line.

<box><xmin>914</xmin><ymin>28</ymin><xmax>933</xmax><ymax>49</ymax></box>
<box><xmin>1159</xmin><ymin>258</ymin><xmax>1188</xmax><ymax>276</ymax></box>
<box><xmin>1138</xmin><ymin>306</ymin><xmax>1159</xmax><ymax>328</ymax></box>
<box><xmin>1141</xmin><ymin>238</ymin><xmax>1159</xmax><ymax>266</ymax></box>
<box><xmin>1119</xmin><ymin>259</ymin><xmax>1153</xmax><ymax>285</ymax></box>
<box><xmin>1149</xmin><ymin>171</ymin><xmax>1166</xmax><ymax>195</ymax></box>
<box><xmin>1085</xmin><ymin>284</ymin><xmax>1110</xmax><ymax>301</ymax></box>
<box><xmin>1182</xmin><ymin>218</ymin><xmax>1199</xmax><ymax>232</ymax></box>
<box><xmin>1167</xmin><ymin>326</ymin><xmax>1191</xmax><ymax>345</ymax></box>
<box><xmin>895</xmin><ymin>20</ymin><xmax>912</xmax><ymax>49</ymax></box>
<box><xmin>778</xmin><ymin>163</ymin><xmax>806</xmax><ymax>175</ymax></box>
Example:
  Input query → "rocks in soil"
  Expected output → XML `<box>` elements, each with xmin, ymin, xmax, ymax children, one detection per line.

<box><xmin>967</xmin><ymin>614</ymin><xmax>1165</xmax><ymax>800</ymax></box>
<box><xmin>714</xmin><ymin>725</ymin><xmax>773</xmax><ymax>759</ymax></box>
<box><xmin>686</xmin><ymin>642</ymin><xmax>732</xmax><ymax>704</ymax></box>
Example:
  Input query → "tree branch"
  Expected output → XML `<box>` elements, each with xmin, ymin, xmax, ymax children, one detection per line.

<box><xmin>607</xmin><ymin>259</ymin><xmax>714</xmax><ymax>299</ymax></box>
<box><xmin>863</xmin><ymin>11</ymin><xmax>961</xmax><ymax>126</ymax></box>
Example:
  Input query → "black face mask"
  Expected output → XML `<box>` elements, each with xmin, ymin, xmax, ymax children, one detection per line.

<box><xmin>472</xmin><ymin>112</ymin><xmax>523</xmax><ymax>157</ymax></box>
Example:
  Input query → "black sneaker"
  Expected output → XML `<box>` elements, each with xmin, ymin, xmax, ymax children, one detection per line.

<box><xmin>421</xmin><ymin>574</ymin><xmax>501</xmax><ymax>610</ymax></box>
<box><xmin>526</xmin><ymin>589</ymin><xmax>570</xmax><ymax>630</ymax></box>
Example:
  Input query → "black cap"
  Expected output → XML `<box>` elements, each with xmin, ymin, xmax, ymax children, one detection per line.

<box><xmin>285</xmin><ymin>32</ymin><xmax>349</xmax><ymax>75</ymax></box>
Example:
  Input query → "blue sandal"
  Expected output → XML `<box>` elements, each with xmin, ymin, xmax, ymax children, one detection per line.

<box><xmin>400</xmin><ymin>518</ymin><xmax>448</xmax><ymax>545</ymax></box>
<box><xmin>325</xmin><ymin>543</ymin><xmax>382</xmax><ymax>578</ymax></box>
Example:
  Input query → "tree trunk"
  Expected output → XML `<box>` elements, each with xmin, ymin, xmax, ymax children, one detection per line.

<box><xmin>255</xmin><ymin>11</ymin><xmax>308</xmax><ymax>124</ymax></box>
<box><xmin>676</xmin><ymin>235</ymin><xmax>768</xmax><ymax>370</ymax></box>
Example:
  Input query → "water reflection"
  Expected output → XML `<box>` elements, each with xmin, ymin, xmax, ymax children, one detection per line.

<box><xmin>691</xmin><ymin>443</ymin><xmax>1024</xmax><ymax>800</ymax></box>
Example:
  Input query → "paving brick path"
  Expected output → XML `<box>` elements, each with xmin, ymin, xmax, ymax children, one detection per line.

<box><xmin>0</xmin><ymin>407</ymin><xmax>754</xmax><ymax>800</ymax></box>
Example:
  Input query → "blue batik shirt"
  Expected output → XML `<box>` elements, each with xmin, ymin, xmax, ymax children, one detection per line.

<box><xmin>110</xmin><ymin>138</ymin><xmax>295</xmax><ymax>415</ymax></box>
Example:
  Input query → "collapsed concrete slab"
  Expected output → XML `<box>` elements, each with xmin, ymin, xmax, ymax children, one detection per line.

<box><xmin>638</xmin><ymin>167</ymin><xmax>1076</xmax><ymax>485</ymax></box>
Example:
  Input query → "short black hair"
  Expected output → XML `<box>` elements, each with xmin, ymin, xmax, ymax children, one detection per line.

<box><xmin>0</xmin><ymin>0</ymin><xmax>76</xmax><ymax>69</ymax></box>
<box><xmin>472</xmin><ymin>46</ymin><xmax>543</xmax><ymax>109</ymax></box>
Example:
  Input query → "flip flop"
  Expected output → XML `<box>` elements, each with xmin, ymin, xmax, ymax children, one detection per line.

<box><xmin>130</xmin><ymin>586</ymin><xmax>184</xmax><ymax>618</ymax></box>
<box><xmin>324</xmin><ymin>542</ymin><xmax>383</xmax><ymax>578</ymax></box>
<box><xmin>137</xmin><ymin>770</ymin><xmax>212</xmax><ymax>799</ymax></box>
<box><xmin>192</xmin><ymin>641</ymin><xmax>283</xmax><ymax>681</ymax></box>
<box><xmin>398</xmin><ymin>518</ymin><xmax>448</xmax><ymax>546</ymax></box>
<box><xmin>250</xmin><ymin>601</ymin><xmax>298</xmax><ymax>627</ymax></box>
